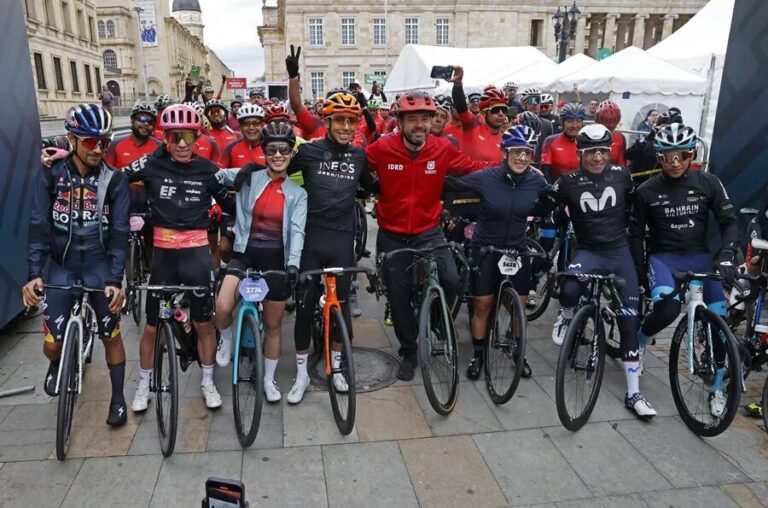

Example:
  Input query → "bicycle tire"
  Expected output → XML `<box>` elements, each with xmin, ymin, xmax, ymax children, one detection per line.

<box><xmin>56</xmin><ymin>324</ymin><xmax>80</xmax><ymax>460</ymax></box>
<box><xmin>668</xmin><ymin>307</ymin><xmax>741</xmax><ymax>437</ymax></box>
<box><xmin>354</xmin><ymin>201</ymin><xmax>368</xmax><ymax>262</ymax></box>
<box><xmin>485</xmin><ymin>284</ymin><xmax>526</xmax><ymax>404</ymax></box>
<box><xmin>762</xmin><ymin>375</ymin><xmax>768</xmax><ymax>434</ymax></box>
<box><xmin>233</xmin><ymin>313</ymin><xmax>264</xmax><ymax>447</ymax></box>
<box><xmin>154</xmin><ymin>321</ymin><xmax>179</xmax><ymax>456</ymax></box>
<box><xmin>419</xmin><ymin>289</ymin><xmax>459</xmax><ymax>415</ymax></box>
<box><xmin>555</xmin><ymin>304</ymin><xmax>606</xmax><ymax>431</ymax></box>
<box><xmin>327</xmin><ymin>307</ymin><xmax>356</xmax><ymax>434</ymax></box>
<box><xmin>132</xmin><ymin>245</ymin><xmax>146</xmax><ymax>326</ymax></box>
<box><xmin>525</xmin><ymin>238</ymin><xmax>552</xmax><ymax>322</ymax></box>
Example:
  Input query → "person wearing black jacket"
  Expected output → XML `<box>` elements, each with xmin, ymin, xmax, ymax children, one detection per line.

<box><xmin>626</xmin><ymin>110</ymin><xmax>683</xmax><ymax>183</ymax></box>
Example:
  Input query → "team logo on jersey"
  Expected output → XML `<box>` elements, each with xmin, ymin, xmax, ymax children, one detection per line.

<box><xmin>425</xmin><ymin>161</ymin><xmax>436</xmax><ymax>174</ymax></box>
<box><xmin>579</xmin><ymin>186</ymin><xmax>616</xmax><ymax>212</ymax></box>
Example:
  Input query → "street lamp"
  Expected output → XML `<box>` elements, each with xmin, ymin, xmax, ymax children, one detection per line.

<box><xmin>133</xmin><ymin>4</ymin><xmax>149</xmax><ymax>99</ymax></box>
<box><xmin>553</xmin><ymin>2</ymin><xmax>581</xmax><ymax>63</ymax></box>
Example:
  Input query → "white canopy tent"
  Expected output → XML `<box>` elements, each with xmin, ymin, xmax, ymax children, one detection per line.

<box><xmin>550</xmin><ymin>46</ymin><xmax>707</xmax><ymax>133</ymax></box>
<box><xmin>539</xmin><ymin>53</ymin><xmax>597</xmax><ymax>90</ymax></box>
<box><xmin>383</xmin><ymin>44</ymin><xmax>553</xmax><ymax>93</ymax></box>
<box><xmin>648</xmin><ymin>0</ymin><xmax>734</xmax><ymax>145</ymax></box>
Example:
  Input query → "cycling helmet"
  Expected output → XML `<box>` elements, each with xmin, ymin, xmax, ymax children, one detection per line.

<box><xmin>433</xmin><ymin>94</ymin><xmax>453</xmax><ymax>112</ymax></box>
<box><xmin>160</xmin><ymin>104</ymin><xmax>201</xmax><ymax>131</ymax></box>
<box><xmin>396</xmin><ymin>91</ymin><xmax>436</xmax><ymax>115</ymax></box>
<box><xmin>154</xmin><ymin>94</ymin><xmax>174</xmax><ymax>110</ymax></box>
<box><xmin>183</xmin><ymin>100</ymin><xmax>205</xmax><ymax>117</ymax></box>
<box><xmin>657</xmin><ymin>110</ymin><xmax>683</xmax><ymax>127</ymax></box>
<box><xmin>322</xmin><ymin>92</ymin><xmax>363</xmax><ymax>118</ymax></box>
<box><xmin>502</xmin><ymin>81</ymin><xmax>518</xmax><ymax>92</ymax></box>
<box><xmin>559</xmin><ymin>102</ymin><xmax>588</xmax><ymax>121</ymax></box>
<box><xmin>236</xmin><ymin>103</ymin><xmax>266</xmax><ymax>122</ymax></box>
<box><xmin>479</xmin><ymin>86</ymin><xmax>507</xmax><ymax>110</ymax></box>
<box><xmin>65</xmin><ymin>103</ymin><xmax>113</xmax><ymax>137</ymax></box>
<box><xmin>264</xmin><ymin>102</ymin><xmax>290</xmax><ymax>122</ymax></box>
<box><xmin>654</xmin><ymin>123</ymin><xmax>697</xmax><ymax>152</ymax></box>
<box><xmin>380</xmin><ymin>102</ymin><xmax>391</xmax><ymax>110</ymax></box>
<box><xmin>515</xmin><ymin>111</ymin><xmax>542</xmax><ymax>133</ymax></box>
<box><xmin>521</xmin><ymin>87</ymin><xmax>542</xmax><ymax>99</ymax></box>
<box><xmin>540</xmin><ymin>93</ymin><xmax>555</xmax><ymax>106</ymax></box>
<box><xmin>501</xmin><ymin>125</ymin><xmax>539</xmax><ymax>150</ymax></box>
<box><xmin>231</xmin><ymin>99</ymin><xmax>243</xmax><ymax>108</ymax></box>
<box><xmin>576</xmin><ymin>124</ymin><xmax>612</xmax><ymax>150</ymax></box>
<box><xmin>596</xmin><ymin>100</ymin><xmax>621</xmax><ymax>130</ymax></box>
<box><xmin>202</xmin><ymin>84</ymin><xmax>215</xmax><ymax>93</ymax></box>
<box><xmin>466</xmin><ymin>89</ymin><xmax>482</xmax><ymax>103</ymax></box>
<box><xmin>260</xmin><ymin>120</ymin><xmax>297</xmax><ymax>147</ymax></box>
<box><xmin>325</xmin><ymin>87</ymin><xmax>347</xmax><ymax>99</ymax></box>
<box><xmin>368</xmin><ymin>99</ymin><xmax>382</xmax><ymax>110</ymax></box>
<box><xmin>130</xmin><ymin>102</ymin><xmax>156</xmax><ymax>119</ymax></box>
<box><xmin>204</xmin><ymin>99</ymin><xmax>228</xmax><ymax>116</ymax></box>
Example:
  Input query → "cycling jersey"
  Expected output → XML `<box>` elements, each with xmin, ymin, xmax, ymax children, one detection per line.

<box><xmin>540</xmin><ymin>113</ymin><xmax>561</xmax><ymax>135</ymax></box>
<box><xmin>104</xmin><ymin>135</ymin><xmax>161</xmax><ymax>168</ymax></box>
<box><xmin>457</xmin><ymin>111</ymin><xmax>504</xmax><ymax>165</ymax></box>
<box><xmin>540</xmin><ymin>133</ymin><xmax>579</xmax><ymax>182</ymax></box>
<box><xmin>221</xmin><ymin>138</ymin><xmax>265</xmax><ymax>169</ymax></box>
<box><xmin>193</xmin><ymin>134</ymin><xmax>221</xmax><ymax>165</ymax></box>
<box><xmin>28</xmin><ymin>159</ymin><xmax>130</xmax><ymax>285</ymax></box>
<box><xmin>207</xmin><ymin>126</ymin><xmax>240</xmax><ymax>165</ymax></box>
<box><xmin>367</xmin><ymin>133</ymin><xmax>487</xmax><ymax>235</ymax></box>
<box><xmin>443</xmin><ymin>121</ymin><xmax>463</xmax><ymax>147</ymax></box>
<box><xmin>532</xmin><ymin>164</ymin><xmax>633</xmax><ymax>251</ymax></box>
<box><xmin>151</xmin><ymin>126</ymin><xmax>164</xmax><ymax>141</ymax></box>
<box><xmin>295</xmin><ymin>108</ymin><xmax>367</xmax><ymax>147</ymax></box>
<box><xmin>226</xmin><ymin>116</ymin><xmax>241</xmax><ymax>133</ymax></box>
<box><xmin>123</xmin><ymin>146</ymin><xmax>232</xmax><ymax>231</ymax></box>
<box><xmin>610</xmin><ymin>130</ymin><xmax>627</xmax><ymax>166</ymax></box>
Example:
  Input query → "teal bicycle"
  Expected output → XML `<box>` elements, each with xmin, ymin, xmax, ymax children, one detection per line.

<box><xmin>229</xmin><ymin>268</ymin><xmax>288</xmax><ymax>447</ymax></box>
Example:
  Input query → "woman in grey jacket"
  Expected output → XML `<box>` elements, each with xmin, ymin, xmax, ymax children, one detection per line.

<box><xmin>214</xmin><ymin>121</ymin><xmax>308</xmax><ymax>403</ymax></box>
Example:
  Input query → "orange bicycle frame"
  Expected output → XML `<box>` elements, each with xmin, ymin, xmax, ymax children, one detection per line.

<box><xmin>321</xmin><ymin>273</ymin><xmax>342</xmax><ymax>377</ymax></box>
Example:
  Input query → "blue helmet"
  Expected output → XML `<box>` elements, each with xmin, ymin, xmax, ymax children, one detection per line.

<box><xmin>64</xmin><ymin>103</ymin><xmax>113</xmax><ymax>137</ymax></box>
<box><xmin>559</xmin><ymin>102</ymin><xmax>587</xmax><ymax>121</ymax></box>
<box><xmin>501</xmin><ymin>125</ymin><xmax>538</xmax><ymax>150</ymax></box>
<box><xmin>654</xmin><ymin>123</ymin><xmax>697</xmax><ymax>152</ymax></box>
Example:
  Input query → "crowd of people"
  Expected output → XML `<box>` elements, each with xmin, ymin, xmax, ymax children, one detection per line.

<box><xmin>25</xmin><ymin>43</ymin><xmax>760</xmax><ymax>430</ymax></box>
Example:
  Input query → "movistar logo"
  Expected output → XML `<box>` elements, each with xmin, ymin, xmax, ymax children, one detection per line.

<box><xmin>579</xmin><ymin>186</ymin><xmax>616</xmax><ymax>212</ymax></box>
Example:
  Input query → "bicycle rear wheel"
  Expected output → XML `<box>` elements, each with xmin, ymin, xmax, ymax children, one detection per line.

<box><xmin>154</xmin><ymin>321</ymin><xmax>179</xmax><ymax>456</ymax></box>
<box><xmin>668</xmin><ymin>307</ymin><xmax>741</xmax><ymax>437</ymax></box>
<box><xmin>485</xmin><ymin>284</ymin><xmax>526</xmax><ymax>404</ymax></box>
<box><xmin>56</xmin><ymin>324</ymin><xmax>80</xmax><ymax>460</ymax></box>
<box><xmin>762</xmin><ymin>376</ymin><xmax>768</xmax><ymax>433</ymax></box>
<box><xmin>233</xmin><ymin>314</ymin><xmax>264</xmax><ymax>447</ymax></box>
<box><xmin>555</xmin><ymin>304</ymin><xmax>605</xmax><ymax>431</ymax></box>
<box><xmin>419</xmin><ymin>289</ymin><xmax>459</xmax><ymax>415</ymax></box>
<box><xmin>327</xmin><ymin>307</ymin><xmax>356</xmax><ymax>434</ymax></box>
<box><xmin>525</xmin><ymin>238</ymin><xmax>552</xmax><ymax>322</ymax></box>
<box><xmin>127</xmin><ymin>240</ymin><xmax>145</xmax><ymax>326</ymax></box>
<box><xmin>354</xmin><ymin>201</ymin><xmax>368</xmax><ymax>262</ymax></box>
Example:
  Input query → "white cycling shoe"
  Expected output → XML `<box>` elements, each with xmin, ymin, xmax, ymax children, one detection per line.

<box><xmin>625</xmin><ymin>392</ymin><xmax>657</xmax><ymax>420</ymax></box>
<box><xmin>552</xmin><ymin>311</ymin><xmax>571</xmax><ymax>346</ymax></box>
<box><xmin>131</xmin><ymin>384</ymin><xmax>150</xmax><ymax>413</ymax></box>
<box><xmin>202</xmin><ymin>384</ymin><xmax>222</xmax><ymax>409</ymax></box>
<box><xmin>264</xmin><ymin>380</ymin><xmax>282</xmax><ymax>403</ymax></box>
<box><xmin>332</xmin><ymin>373</ymin><xmax>349</xmax><ymax>393</ymax></box>
<box><xmin>215</xmin><ymin>331</ymin><xmax>233</xmax><ymax>368</ymax></box>
<box><xmin>709</xmin><ymin>390</ymin><xmax>726</xmax><ymax>417</ymax></box>
<box><xmin>286</xmin><ymin>376</ymin><xmax>311</xmax><ymax>404</ymax></box>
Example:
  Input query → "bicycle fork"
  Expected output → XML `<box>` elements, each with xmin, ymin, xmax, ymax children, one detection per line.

<box><xmin>686</xmin><ymin>281</ymin><xmax>710</xmax><ymax>375</ymax></box>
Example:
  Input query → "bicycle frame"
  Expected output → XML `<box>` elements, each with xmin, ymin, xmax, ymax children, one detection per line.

<box><xmin>321</xmin><ymin>273</ymin><xmax>343</xmax><ymax>377</ymax></box>
<box><xmin>685</xmin><ymin>281</ymin><xmax>711</xmax><ymax>374</ymax></box>
<box><xmin>419</xmin><ymin>257</ymin><xmax>456</xmax><ymax>360</ymax></box>
<box><xmin>47</xmin><ymin>287</ymin><xmax>96</xmax><ymax>396</ymax></box>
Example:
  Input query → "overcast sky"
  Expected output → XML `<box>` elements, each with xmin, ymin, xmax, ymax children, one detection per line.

<box><xmin>170</xmin><ymin>0</ymin><xmax>266</xmax><ymax>80</ymax></box>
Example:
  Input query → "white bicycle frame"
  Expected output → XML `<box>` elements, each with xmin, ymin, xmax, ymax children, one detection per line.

<box><xmin>684</xmin><ymin>280</ymin><xmax>712</xmax><ymax>374</ymax></box>
<box><xmin>55</xmin><ymin>295</ymin><xmax>96</xmax><ymax>395</ymax></box>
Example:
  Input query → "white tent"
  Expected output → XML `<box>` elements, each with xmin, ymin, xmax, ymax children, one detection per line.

<box><xmin>648</xmin><ymin>0</ymin><xmax>734</xmax><ymax>145</ymax></box>
<box><xmin>383</xmin><ymin>44</ymin><xmax>553</xmax><ymax>93</ymax></box>
<box><xmin>539</xmin><ymin>53</ymin><xmax>597</xmax><ymax>90</ymax></box>
<box><xmin>550</xmin><ymin>46</ymin><xmax>707</xmax><ymax>133</ymax></box>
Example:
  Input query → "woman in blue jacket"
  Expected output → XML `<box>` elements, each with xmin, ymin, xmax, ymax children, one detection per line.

<box><xmin>445</xmin><ymin>125</ymin><xmax>549</xmax><ymax>380</ymax></box>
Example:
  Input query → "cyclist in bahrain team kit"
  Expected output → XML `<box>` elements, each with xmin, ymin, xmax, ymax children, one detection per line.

<box><xmin>23</xmin><ymin>104</ymin><xmax>131</xmax><ymax>427</ymax></box>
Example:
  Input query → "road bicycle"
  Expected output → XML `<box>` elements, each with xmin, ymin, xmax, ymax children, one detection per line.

<box><xmin>353</xmin><ymin>199</ymin><xmax>369</xmax><ymax>262</ymax></box>
<box><xmin>124</xmin><ymin>213</ymin><xmax>150</xmax><ymax>325</ymax></box>
<box><xmin>525</xmin><ymin>218</ymin><xmax>575</xmax><ymax>322</ymax></box>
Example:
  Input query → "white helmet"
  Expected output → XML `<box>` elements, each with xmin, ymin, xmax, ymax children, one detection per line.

<box><xmin>237</xmin><ymin>103</ymin><xmax>266</xmax><ymax>122</ymax></box>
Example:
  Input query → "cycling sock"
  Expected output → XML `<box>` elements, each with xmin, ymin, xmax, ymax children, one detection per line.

<box><xmin>138</xmin><ymin>368</ymin><xmax>151</xmax><ymax>389</ymax></box>
<box><xmin>265</xmin><ymin>358</ymin><xmax>278</xmax><ymax>383</ymax></box>
<box><xmin>331</xmin><ymin>350</ymin><xmax>341</xmax><ymax>369</ymax></box>
<box><xmin>472</xmin><ymin>338</ymin><xmax>485</xmax><ymax>359</ymax></box>
<box><xmin>201</xmin><ymin>364</ymin><xmax>214</xmax><ymax>388</ymax></box>
<box><xmin>108</xmin><ymin>361</ymin><xmax>126</xmax><ymax>402</ymax></box>
<box><xmin>296</xmin><ymin>353</ymin><xmax>309</xmax><ymax>379</ymax></box>
<box><xmin>623</xmin><ymin>361</ymin><xmax>640</xmax><ymax>396</ymax></box>
<box><xmin>713</xmin><ymin>367</ymin><xmax>725</xmax><ymax>391</ymax></box>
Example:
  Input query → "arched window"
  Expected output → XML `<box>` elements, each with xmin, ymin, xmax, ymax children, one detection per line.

<box><xmin>97</xmin><ymin>20</ymin><xmax>106</xmax><ymax>39</ymax></box>
<box><xmin>103</xmin><ymin>50</ymin><xmax>118</xmax><ymax>68</ymax></box>
<box><xmin>106</xmin><ymin>20</ymin><xmax>116</xmax><ymax>38</ymax></box>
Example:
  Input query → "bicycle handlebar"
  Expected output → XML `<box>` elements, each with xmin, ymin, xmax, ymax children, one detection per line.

<box><xmin>656</xmin><ymin>271</ymin><xmax>722</xmax><ymax>301</ymax></box>
<box><xmin>555</xmin><ymin>272</ymin><xmax>625</xmax><ymax>286</ymax></box>
<box><xmin>299</xmin><ymin>266</ymin><xmax>379</xmax><ymax>296</ymax></box>
<box><xmin>227</xmin><ymin>268</ymin><xmax>289</xmax><ymax>280</ymax></box>
<box><xmin>477</xmin><ymin>245</ymin><xmax>548</xmax><ymax>260</ymax></box>
<box><xmin>135</xmin><ymin>284</ymin><xmax>210</xmax><ymax>293</ymax></box>
<box><xmin>41</xmin><ymin>283</ymin><xmax>103</xmax><ymax>293</ymax></box>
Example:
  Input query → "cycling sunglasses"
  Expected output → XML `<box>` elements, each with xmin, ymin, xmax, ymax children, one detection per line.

<box><xmin>525</xmin><ymin>96</ymin><xmax>541</xmax><ymax>105</ymax></box>
<box><xmin>488</xmin><ymin>106</ymin><xmax>507</xmax><ymax>115</ymax></box>
<box><xmin>579</xmin><ymin>147</ymin><xmax>610</xmax><ymax>157</ymax></box>
<box><xmin>264</xmin><ymin>143</ymin><xmax>293</xmax><ymax>156</ymax></box>
<box><xmin>657</xmin><ymin>150</ymin><xmax>694</xmax><ymax>163</ymax></box>
<box><xmin>74</xmin><ymin>134</ymin><xmax>111</xmax><ymax>150</ymax></box>
<box><xmin>166</xmin><ymin>130</ymin><xmax>199</xmax><ymax>145</ymax></box>
<box><xmin>506</xmin><ymin>147</ymin><xmax>535</xmax><ymax>159</ymax></box>
<box><xmin>240</xmin><ymin>119</ymin><xmax>264</xmax><ymax>129</ymax></box>
<box><xmin>133</xmin><ymin>114</ymin><xmax>155</xmax><ymax>125</ymax></box>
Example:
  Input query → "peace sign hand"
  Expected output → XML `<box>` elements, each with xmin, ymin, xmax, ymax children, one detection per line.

<box><xmin>286</xmin><ymin>44</ymin><xmax>301</xmax><ymax>79</ymax></box>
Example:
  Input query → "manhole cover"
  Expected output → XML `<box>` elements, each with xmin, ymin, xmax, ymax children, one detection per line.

<box><xmin>309</xmin><ymin>347</ymin><xmax>400</xmax><ymax>393</ymax></box>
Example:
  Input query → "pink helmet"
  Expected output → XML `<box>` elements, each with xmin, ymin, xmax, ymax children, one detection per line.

<box><xmin>160</xmin><ymin>104</ymin><xmax>201</xmax><ymax>131</ymax></box>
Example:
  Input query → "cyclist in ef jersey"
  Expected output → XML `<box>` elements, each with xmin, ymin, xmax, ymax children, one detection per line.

<box><xmin>125</xmin><ymin>104</ymin><xmax>233</xmax><ymax>411</ymax></box>
<box><xmin>105</xmin><ymin>103</ymin><xmax>161</xmax><ymax>168</ymax></box>
<box><xmin>540</xmin><ymin>102</ymin><xmax>586</xmax><ymax>182</ymax></box>
<box><xmin>629</xmin><ymin>123</ymin><xmax>739</xmax><ymax>417</ymax></box>
<box><xmin>532</xmin><ymin>124</ymin><xmax>657</xmax><ymax>419</ymax></box>
<box><xmin>23</xmin><ymin>104</ymin><xmax>131</xmax><ymax>427</ymax></box>
<box><xmin>595</xmin><ymin>100</ymin><xmax>627</xmax><ymax>166</ymax></box>
<box><xmin>444</xmin><ymin>125</ymin><xmax>547</xmax><ymax>380</ymax></box>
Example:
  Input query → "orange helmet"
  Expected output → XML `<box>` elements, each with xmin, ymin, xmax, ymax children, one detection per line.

<box><xmin>479</xmin><ymin>86</ymin><xmax>507</xmax><ymax>110</ymax></box>
<box><xmin>321</xmin><ymin>92</ymin><xmax>362</xmax><ymax>118</ymax></box>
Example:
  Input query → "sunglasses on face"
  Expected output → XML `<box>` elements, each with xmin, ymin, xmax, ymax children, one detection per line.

<box><xmin>74</xmin><ymin>134</ymin><xmax>111</xmax><ymax>150</ymax></box>
<box><xmin>525</xmin><ymin>96</ymin><xmax>541</xmax><ymax>105</ymax></box>
<box><xmin>134</xmin><ymin>114</ymin><xmax>155</xmax><ymax>125</ymax></box>
<box><xmin>507</xmin><ymin>148</ymin><xmax>534</xmax><ymax>159</ymax></box>
<box><xmin>264</xmin><ymin>143</ymin><xmax>292</xmax><ymax>156</ymax></box>
<box><xmin>489</xmin><ymin>106</ymin><xmax>507</xmax><ymax>115</ymax></box>
<box><xmin>166</xmin><ymin>130</ymin><xmax>198</xmax><ymax>145</ymax></box>
<box><xmin>579</xmin><ymin>147</ymin><xmax>610</xmax><ymax>157</ymax></box>
<box><xmin>658</xmin><ymin>150</ymin><xmax>694</xmax><ymax>163</ymax></box>
<box><xmin>241</xmin><ymin>119</ymin><xmax>263</xmax><ymax>129</ymax></box>
<box><xmin>330</xmin><ymin>115</ymin><xmax>359</xmax><ymax>127</ymax></box>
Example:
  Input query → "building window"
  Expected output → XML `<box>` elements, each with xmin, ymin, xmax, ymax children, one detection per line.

<box><xmin>106</xmin><ymin>20</ymin><xmax>116</xmax><ymax>38</ymax></box>
<box><xmin>530</xmin><ymin>19</ymin><xmax>544</xmax><ymax>47</ymax></box>
<box><xmin>103</xmin><ymin>50</ymin><xmax>117</xmax><ymax>68</ymax></box>
<box><xmin>84</xmin><ymin>64</ymin><xmax>93</xmax><ymax>93</ymax></box>
<box><xmin>309</xmin><ymin>18</ymin><xmax>323</xmax><ymax>46</ymax></box>
<box><xmin>53</xmin><ymin>57</ymin><xmax>65</xmax><ymax>91</ymax></box>
<box><xmin>33</xmin><ymin>53</ymin><xmax>46</xmax><ymax>89</ymax></box>
<box><xmin>77</xmin><ymin>9</ymin><xmax>85</xmax><ymax>37</ymax></box>
<box><xmin>88</xmin><ymin>16</ymin><xmax>95</xmax><ymax>41</ymax></box>
<box><xmin>62</xmin><ymin>2</ymin><xmax>73</xmax><ymax>33</ymax></box>
<box><xmin>310</xmin><ymin>71</ymin><xmax>324</xmax><ymax>98</ymax></box>
<box><xmin>44</xmin><ymin>0</ymin><xmax>55</xmax><ymax>27</ymax></box>
<box><xmin>70</xmin><ymin>61</ymin><xmax>80</xmax><ymax>92</ymax></box>
<box><xmin>405</xmin><ymin>18</ymin><xmax>419</xmax><ymax>45</ymax></box>
<box><xmin>436</xmin><ymin>18</ymin><xmax>450</xmax><ymax>46</ymax></box>
<box><xmin>97</xmin><ymin>20</ymin><xmax>106</xmax><ymax>38</ymax></box>
<box><xmin>373</xmin><ymin>18</ymin><xmax>386</xmax><ymax>46</ymax></box>
<box><xmin>24</xmin><ymin>0</ymin><xmax>36</xmax><ymax>20</ymax></box>
<box><xmin>341</xmin><ymin>18</ymin><xmax>355</xmax><ymax>46</ymax></box>
<box><xmin>342</xmin><ymin>71</ymin><xmax>356</xmax><ymax>89</ymax></box>
<box><xmin>95</xmin><ymin>67</ymin><xmax>102</xmax><ymax>90</ymax></box>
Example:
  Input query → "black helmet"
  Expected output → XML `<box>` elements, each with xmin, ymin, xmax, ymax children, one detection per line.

<box><xmin>260</xmin><ymin>120</ymin><xmax>296</xmax><ymax>147</ymax></box>
<box><xmin>131</xmin><ymin>102</ymin><xmax>156</xmax><ymax>119</ymax></box>
<box><xmin>516</xmin><ymin>111</ymin><xmax>542</xmax><ymax>133</ymax></box>
<box><xmin>576</xmin><ymin>124</ymin><xmax>612</xmax><ymax>150</ymax></box>
<box><xmin>204</xmin><ymin>99</ymin><xmax>228</xmax><ymax>117</ymax></box>
<box><xmin>657</xmin><ymin>110</ymin><xmax>683</xmax><ymax>127</ymax></box>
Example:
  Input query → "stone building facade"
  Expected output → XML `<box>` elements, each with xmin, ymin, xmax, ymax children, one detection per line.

<box><xmin>259</xmin><ymin>0</ymin><xmax>708</xmax><ymax>98</ymax></box>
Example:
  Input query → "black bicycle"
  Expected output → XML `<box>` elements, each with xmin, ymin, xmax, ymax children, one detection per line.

<box><xmin>353</xmin><ymin>199</ymin><xmax>368</xmax><ymax>262</ymax></box>
<box><xmin>125</xmin><ymin>213</ymin><xmax>150</xmax><ymax>325</ymax></box>
<box><xmin>525</xmin><ymin>218</ymin><xmax>575</xmax><ymax>322</ymax></box>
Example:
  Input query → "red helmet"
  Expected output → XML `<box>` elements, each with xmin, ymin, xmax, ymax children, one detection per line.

<box><xmin>596</xmin><ymin>100</ymin><xmax>622</xmax><ymax>130</ymax></box>
<box><xmin>479</xmin><ymin>86</ymin><xmax>507</xmax><ymax>110</ymax></box>
<box><xmin>396</xmin><ymin>91</ymin><xmax>436</xmax><ymax>115</ymax></box>
<box><xmin>263</xmin><ymin>103</ymin><xmax>289</xmax><ymax>122</ymax></box>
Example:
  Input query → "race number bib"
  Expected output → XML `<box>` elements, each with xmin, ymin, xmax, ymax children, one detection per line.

<box><xmin>239</xmin><ymin>278</ymin><xmax>269</xmax><ymax>303</ymax></box>
<box><xmin>497</xmin><ymin>254</ymin><xmax>521</xmax><ymax>276</ymax></box>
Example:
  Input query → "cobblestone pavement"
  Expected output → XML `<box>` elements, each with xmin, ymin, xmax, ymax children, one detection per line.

<box><xmin>1</xmin><ymin>224</ymin><xmax>766</xmax><ymax>507</ymax></box>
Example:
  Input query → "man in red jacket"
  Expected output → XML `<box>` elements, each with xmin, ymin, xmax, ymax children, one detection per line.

<box><xmin>367</xmin><ymin>91</ymin><xmax>486</xmax><ymax>380</ymax></box>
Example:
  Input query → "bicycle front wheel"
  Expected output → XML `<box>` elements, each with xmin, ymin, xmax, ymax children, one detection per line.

<box><xmin>525</xmin><ymin>238</ymin><xmax>552</xmax><ymax>322</ymax></box>
<box><xmin>485</xmin><ymin>284</ymin><xmax>526</xmax><ymax>404</ymax></box>
<box><xmin>127</xmin><ymin>240</ymin><xmax>145</xmax><ymax>326</ymax></box>
<box><xmin>56</xmin><ymin>324</ymin><xmax>80</xmax><ymax>460</ymax></box>
<box><xmin>419</xmin><ymin>289</ymin><xmax>459</xmax><ymax>415</ymax></box>
<box><xmin>154</xmin><ymin>321</ymin><xmax>179</xmax><ymax>456</ymax></box>
<box><xmin>669</xmin><ymin>307</ymin><xmax>741</xmax><ymax>437</ymax></box>
<box><xmin>327</xmin><ymin>307</ymin><xmax>356</xmax><ymax>435</ymax></box>
<box><xmin>762</xmin><ymin>376</ymin><xmax>768</xmax><ymax>434</ymax></box>
<box><xmin>555</xmin><ymin>304</ymin><xmax>605</xmax><ymax>431</ymax></box>
<box><xmin>354</xmin><ymin>201</ymin><xmax>368</xmax><ymax>262</ymax></box>
<box><xmin>233</xmin><ymin>314</ymin><xmax>264</xmax><ymax>447</ymax></box>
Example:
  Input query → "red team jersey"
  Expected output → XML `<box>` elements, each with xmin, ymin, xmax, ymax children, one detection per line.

<box><xmin>104</xmin><ymin>135</ymin><xmax>161</xmax><ymax>168</ymax></box>
<box><xmin>610</xmin><ymin>130</ymin><xmax>627</xmax><ymax>166</ymax></box>
<box><xmin>221</xmin><ymin>139</ymin><xmax>266</xmax><ymax>169</ymax></box>
<box><xmin>457</xmin><ymin>111</ymin><xmax>503</xmax><ymax>165</ymax></box>
<box><xmin>207</xmin><ymin>127</ymin><xmax>240</xmax><ymax>166</ymax></box>
<box><xmin>541</xmin><ymin>133</ymin><xmax>580</xmax><ymax>181</ymax></box>
<box><xmin>443</xmin><ymin>121</ymin><xmax>463</xmax><ymax>148</ymax></box>
<box><xmin>193</xmin><ymin>134</ymin><xmax>221</xmax><ymax>165</ymax></box>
